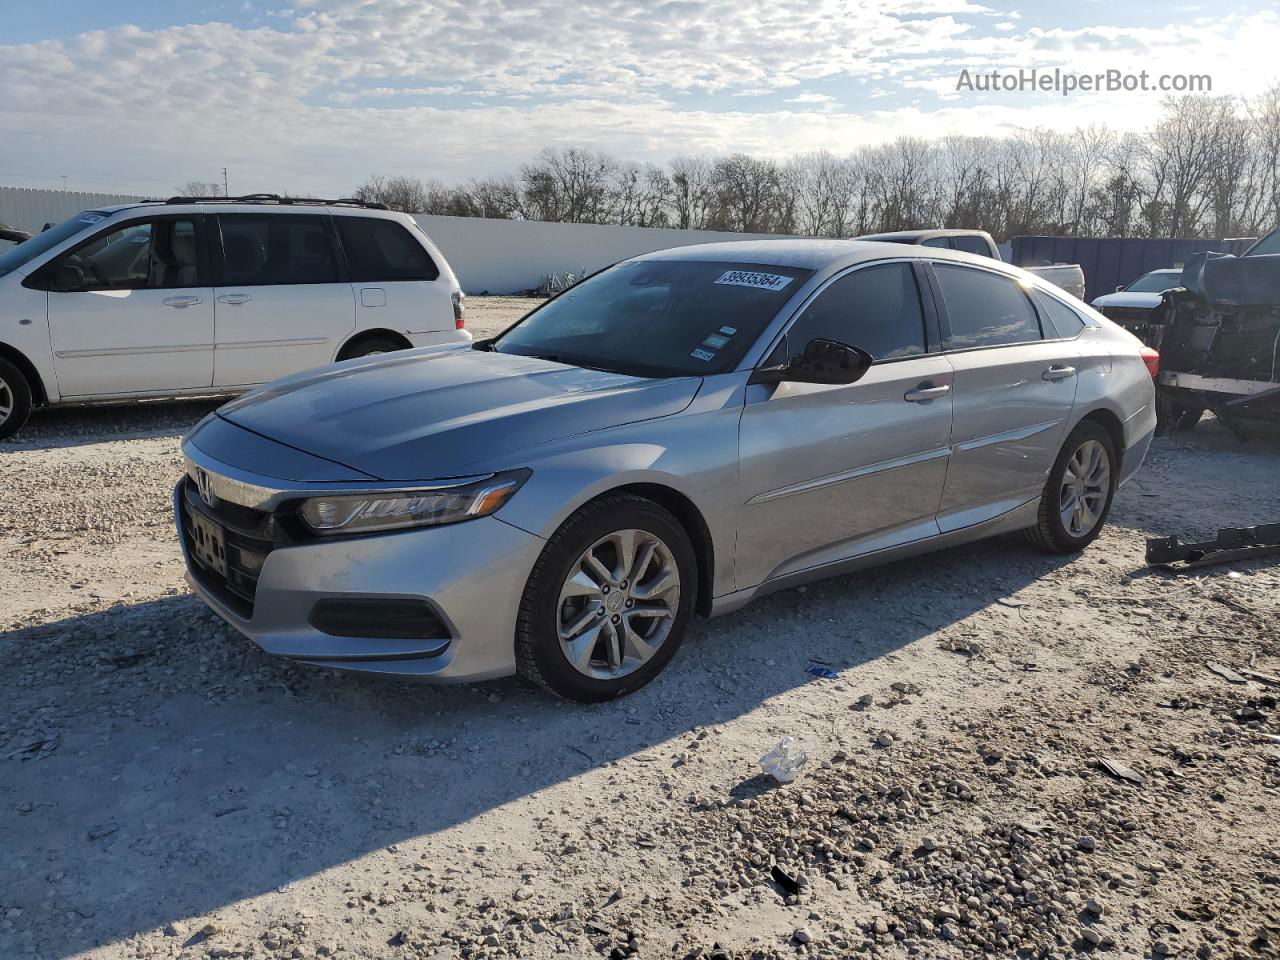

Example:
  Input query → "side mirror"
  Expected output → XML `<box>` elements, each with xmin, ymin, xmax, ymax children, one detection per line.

<box><xmin>25</xmin><ymin>262</ymin><xmax>85</xmax><ymax>293</ymax></box>
<box><xmin>1115</xmin><ymin>284</ymin><xmax>1125</xmax><ymax>292</ymax></box>
<box><xmin>750</xmin><ymin>338</ymin><xmax>874</xmax><ymax>386</ymax></box>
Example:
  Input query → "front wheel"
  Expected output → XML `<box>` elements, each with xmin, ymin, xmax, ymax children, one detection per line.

<box><xmin>1023</xmin><ymin>421</ymin><xmax>1118</xmax><ymax>554</ymax></box>
<box><xmin>338</xmin><ymin>336</ymin><xmax>405</xmax><ymax>361</ymax></box>
<box><xmin>515</xmin><ymin>494</ymin><xmax>697</xmax><ymax>702</ymax></box>
<box><xmin>0</xmin><ymin>358</ymin><xmax>33</xmax><ymax>441</ymax></box>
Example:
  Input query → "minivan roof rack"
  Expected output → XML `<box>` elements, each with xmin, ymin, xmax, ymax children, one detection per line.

<box><xmin>152</xmin><ymin>193</ymin><xmax>389</xmax><ymax>210</ymax></box>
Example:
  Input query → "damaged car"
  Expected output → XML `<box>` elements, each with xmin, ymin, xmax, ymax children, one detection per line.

<box><xmin>1118</xmin><ymin>248</ymin><xmax>1280</xmax><ymax>435</ymax></box>
<box><xmin>176</xmin><ymin>239</ymin><xmax>1156</xmax><ymax>701</ymax></box>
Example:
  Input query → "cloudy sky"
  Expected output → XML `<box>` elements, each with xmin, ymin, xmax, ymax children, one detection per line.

<box><xmin>3</xmin><ymin>0</ymin><xmax>1278</xmax><ymax>197</ymax></box>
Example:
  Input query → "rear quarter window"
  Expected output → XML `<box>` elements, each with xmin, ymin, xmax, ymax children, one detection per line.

<box><xmin>337</xmin><ymin>217</ymin><xmax>439</xmax><ymax>282</ymax></box>
<box><xmin>1033</xmin><ymin>290</ymin><xmax>1088</xmax><ymax>339</ymax></box>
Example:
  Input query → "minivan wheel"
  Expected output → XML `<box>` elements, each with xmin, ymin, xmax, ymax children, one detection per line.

<box><xmin>339</xmin><ymin>336</ymin><xmax>405</xmax><ymax>361</ymax></box>
<box><xmin>0</xmin><ymin>358</ymin><xmax>33</xmax><ymax>441</ymax></box>
<box><xmin>1024</xmin><ymin>421</ymin><xmax>1117</xmax><ymax>554</ymax></box>
<box><xmin>516</xmin><ymin>494</ymin><xmax>697</xmax><ymax>702</ymax></box>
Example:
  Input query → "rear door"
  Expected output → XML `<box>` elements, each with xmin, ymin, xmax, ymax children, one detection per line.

<box><xmin>44</xmin><ymin>214</ymin><xmax>214</xmax><ymax>397</ymax></box>
<box><xmin>926</xmin><ymin>262</ymin><xmax>1081</xmax><ymax>532</ymax></box>
<box><xmin>333</xmin><ymin>214</ymin><xmax>454</xmax><ymax>340</ymax></box>
<box><xmin>736</xmin><ymin>260</ymin><xmax>954</xmax><ymax>589</ymax></box>
<box><xmin>211</xmin><ymin>213</ymin><xmax>355</xmax><ymax>388</ymax></box>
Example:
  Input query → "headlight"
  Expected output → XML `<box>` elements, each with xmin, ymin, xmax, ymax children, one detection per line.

<box><xmin>297</xmin><ymin>470</ymin><xmax>528</xmax><ymax>535</ymax></box>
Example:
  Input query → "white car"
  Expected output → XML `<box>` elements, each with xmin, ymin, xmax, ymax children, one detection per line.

<box><xmin>0</xmin><ymin>196</ymin><xmax>469</xmax><ymax>439</ymax></box>
<box><xmin>1090</xmin><ymin>268</ymin><xmax>1183</xmax><ymax>321</ymax></box>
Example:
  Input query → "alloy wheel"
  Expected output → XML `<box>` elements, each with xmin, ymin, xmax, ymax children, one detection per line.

<box><xmin>556</xmin><ymin>528</ymin><xmax>681</xmax><ymax>680</ymax></box>
<box><xmin>1059</xmin><ymin>439</ymin><xmax>1110</xmax><ymax>538</ymax></box>
<box><xmin>0</xmin><ymin>375</ymin><xmax>12</xmax><ymax>426</ymax></box>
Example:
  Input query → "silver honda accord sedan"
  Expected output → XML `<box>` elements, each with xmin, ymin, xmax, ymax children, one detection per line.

<box><xmin>176</xmin><ymin>239</ymin><xmax>1157</xmax><ymax>701</ymax></box>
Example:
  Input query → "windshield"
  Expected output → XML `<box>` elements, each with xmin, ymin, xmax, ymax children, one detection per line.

<box><xmin>493</xmin><ymin>259</ymin><xmax>812</xmax><ymax>377</ymax></box>
<box><xmin>1245</xmin><ymin>228</ymin><xmax>1280</xmax><ymax>256</ymax></box>
<box><xmin>1125</xmin><ymin>271</ymin><xmax>1180</xmax><ymax>293</ymax></box>
<box><xmin>0</xmin><ymin>211</ymin><xmax>108</xmax><ymax>279</ymax></box>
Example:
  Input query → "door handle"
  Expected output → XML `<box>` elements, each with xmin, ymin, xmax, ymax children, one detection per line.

<box><xmin>1042</xmin><ymin>365</ymin><xmax>1077</xmax><ymax>382</ymax></box>
<box><xmin>162</xmin><ymin>296</ymin><xmax>202</xmax><ymax>308</ymax></box>
<box><xmin>217</xmin><ymin>294</ymin><xmax>252</xmax><ymax>305</ymax></box>
<box><xmin>904</xmin><ymin>384</ymin><xmax>951</xmax><ymax>403</ymax></box>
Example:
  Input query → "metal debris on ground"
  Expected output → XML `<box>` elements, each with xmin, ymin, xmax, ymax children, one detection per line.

<box><xmin>1095</xmin><ymin>757</ymin><xmax>1146</xmax><ymax>786</ymax></box>
<box><xmin>1146</xmin><ymin>522</ymin><xmax>1280</xmax><ymax>571</ymax></box>
<box><xmin>759</xmin><ymin>736</ymin><xmax>808</xmax><ymax>784</ymax></box>
<box><xmin>1207</xmin><ymin>662</ymin><xmax>1249</xmax><ymax>685</ymax></box>
<box><xmin>770</xmin><ymin>864</ymin><xmax>801</xmax><ymax>896</ymax></box>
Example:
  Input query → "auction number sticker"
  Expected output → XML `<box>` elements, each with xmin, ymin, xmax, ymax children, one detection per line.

<box><xmin>714</xmin><ymin>270</ymin><xmax>794</xmax><ymax>292</ymax></box>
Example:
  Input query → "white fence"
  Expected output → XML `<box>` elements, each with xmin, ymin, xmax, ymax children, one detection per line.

<box><xmin>0</xmin><ymin>186</ymin><xmax>153</xmax><ymax>233</ymax></box>
<box><xmin>0</xmin><ymin>185</ymin><xmax>785</xmax><ymax>294</ymax></box>
<box><xmin>412</xmin><ymin>214</ymin><xmax>784</xmax><ymax>294</ymax></box>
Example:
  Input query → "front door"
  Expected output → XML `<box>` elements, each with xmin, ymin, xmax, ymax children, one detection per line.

<box><xmin>736</xmin><ymin>261</ymin><xmax>954</xmax><ymax>589</ymax></box>
<box><xmin>44</xmin><ymin>216</ymin><xmax>214</xmax><ymax>397</ymax></box>
<box><xmin>212</xmin><ymin>213</ymin><xmax>354</xmax><ymax>387</ymax></box>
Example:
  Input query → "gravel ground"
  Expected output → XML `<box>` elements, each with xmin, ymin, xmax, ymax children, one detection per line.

<box><xmin>2</xmin><ymin>311</ymin><xmax>1278</xmax><ymax>960</ymax></box>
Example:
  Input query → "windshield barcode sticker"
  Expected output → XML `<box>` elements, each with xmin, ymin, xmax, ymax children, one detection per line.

<box><xmin>714</xmin><ymin>270</ymin><xmax>793</xmax><ymax>292</ymax></box>
<box><xmin>690</xmin><ymin>348</ymin><xmax>716</xmax><ymax>362</ymax></box>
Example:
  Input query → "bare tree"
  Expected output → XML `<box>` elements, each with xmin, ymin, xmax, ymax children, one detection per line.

<box><xmin>348</xmin><ymin>92</ymin><xmax>1280</xmax><ymax>242</ymax></box>
<box><xmin>352</xmin><ymin>175</ymin><xmax>429</xmax><ymax>213</ymax></box>
<box><xmin>668</xmin><ymin>156</ymin><xmax>716</xmax><ymax>230</ymax></box>
<box><xmin>175</xmin><ymin>181</ymin><xmax>223</xmax><ymax>198</ymax></box>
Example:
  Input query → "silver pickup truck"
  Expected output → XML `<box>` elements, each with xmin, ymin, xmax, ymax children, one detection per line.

<box><xmin>856</xmin><ymin>229</ymin><xmax>1087</xmax><ymax>301</ymax></box>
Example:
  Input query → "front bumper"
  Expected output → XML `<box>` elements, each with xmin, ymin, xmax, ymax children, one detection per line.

<box><xmin>174</xmin><ymin>480</ymin><xmax>545</xmax><ymax>681</ymax></box>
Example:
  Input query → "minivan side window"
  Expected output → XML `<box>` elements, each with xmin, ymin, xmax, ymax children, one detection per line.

<box><xmin>218</xmin><ymin>215</ymin><xmax>339</xmax><ymax>286</ymax></box>
<box><xmin>951</xmin><ymin>235</ymin><xmax>995</xmax><ymax>258</ymax></box>
<box><xmin>1033</xmin><ymin>290</ymin><xmax>1087</xmax><ymax>338</ymax></box>
<box><xmin>336</xmin><ymin>217</ymin><xmax>439</xmax><ymax>282</ymax></box>
<box><xmin>934</xmin><ymin>264</ymin><xmax>1043</xmax><ymax>349</ymax></box>
<box><xmin>44</xmin><ymin>219</ymin><xmax>200</xmax><ymax>292</ymax></box>
<box><xmin>784</xmin><ymin>262</ymin><xmax>927</xmax><ymax>363</ymax></box>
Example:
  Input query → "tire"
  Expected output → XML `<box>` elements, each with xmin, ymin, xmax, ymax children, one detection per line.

<box><xmin>515</xmin><ymin>494</ymin><xmax>697</xmax><ymax>702</ymax></box>
<box><xmin>338</xmin><ymin>336</ymin><xmax>406</xmax><ymax>361</ymax></box>
<box><xmin>0</xmin><ymin>358</ymin><xmax>33</xmax><ymax>441</ymax></box>
<box><xmin>1174</xmin><ymin>405</ymin><xmax>1205</xmax><ymax>431</ymax></box>
<box><xmin>1023</xmin><ymin>420</ymin><xmax>1118</xmax><ymax>554</ymax></box>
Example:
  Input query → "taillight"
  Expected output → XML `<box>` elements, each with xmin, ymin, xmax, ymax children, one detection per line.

<box><xmin>1139</xmin><ymin>346</ymin><xmax>1160</xmax><ymax>379</ymax></box>
<box><xmin>451</xmin><ymin>290</ymin><xmax>465</xmax><ymax>330</ymax></box>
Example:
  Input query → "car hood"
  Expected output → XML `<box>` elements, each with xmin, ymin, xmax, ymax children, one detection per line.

<box><xmin>1091</xmin><ymin>291</ymin><xmax>1164</xmax><ymax>309</ymax></box>
<box><xmin>217</xmin><ymin>347</ymin><xmax>702</xmax><ymax>481</ymax></box>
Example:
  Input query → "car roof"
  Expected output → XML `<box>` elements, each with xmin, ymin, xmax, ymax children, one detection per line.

<box><xmin>855</xmin><ymin>228</ymin><xmax>993</xmax><ymax>242</ymax></box>
<box><xmin>633</xmin><ymin>237</ymin><xmax>1019</xmax><ymax>273</ymax></box>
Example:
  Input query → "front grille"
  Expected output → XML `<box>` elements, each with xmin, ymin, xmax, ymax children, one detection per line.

<box><xmin>180</xmin><ymin>478</ymin><xmax>279</xmax><ymax>618</ymax></box>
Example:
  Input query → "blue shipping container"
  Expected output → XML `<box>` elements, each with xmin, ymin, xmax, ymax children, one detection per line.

<box><xmin>1011</xmin><ymin>235</ymin><xmax>1257</xmax><ymax>303</ymax></box>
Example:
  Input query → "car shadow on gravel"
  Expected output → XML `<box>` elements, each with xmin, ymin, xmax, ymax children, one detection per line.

<box><xmin>0</xmin><ymin>399</ymin><xmax>221</xmax><ymax>450</ymax></box>
<box><xmin>1</xmin><ymin>536</ymin><xmax>1076</xmax><ymax>957</ymax></box>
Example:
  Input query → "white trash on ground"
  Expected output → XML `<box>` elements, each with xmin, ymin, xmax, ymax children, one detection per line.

<box><xmin>759</xmin><ymin>736</ymin><xmax>808</xmax><ymax>783</ymax></box>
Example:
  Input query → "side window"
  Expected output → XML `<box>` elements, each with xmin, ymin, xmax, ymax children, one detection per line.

<box><xmin>951</xmin><ymin>235</ymin><xmax>995</xmax><ymax>259</ymax></box>
<box><xmin>218</xmin><ymin>215</ymin><xmax>339</xmax><ymax>286</ymax></box>
<box><xmin>1033</xmin><ymin>290</ymin><xmax>1087</xmax><ymax>338</ymax></box>
<box><xmin>785</xmin><ymin>262</ymin><xmax>927</xmax><ymax>363</ymax></box>
<box><xmin>921</xmin><ymin>237</ymin><xmax>952</xmax><ymax>249</ymax></box>
<box><xmin>336</xmin><ymin>218</ymin><xmax>439</xmax><ymax>282</ymax></box>
<box><xmin>934</xmin><ymin>264</ymin><xmax>1043</xmax><ymax>349</ymax></box>
<box><xmin>47</xmin><ymin>219</ymin><xmax>200</xmax><ymax>292</ymax></box>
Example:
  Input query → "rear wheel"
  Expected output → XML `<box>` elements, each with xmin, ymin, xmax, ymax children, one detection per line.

<box><xmin>0</xmin><ymin>358</ymin><xmax>32</xmax><ymax>441</ymax></box>
<box><xmin>1023</xmin><ymin>421</ymin><xmax>1117</xmax><ymax>554</ymax></box>
<box><xmin>338</xmin><ymin>336</ymin><xmax>406</xmax><ymax>361</ymax></box>
<box><xmin>516</xmin><ymin>494</ymin><xmax>696</xmax><ymax>702</ymax></box>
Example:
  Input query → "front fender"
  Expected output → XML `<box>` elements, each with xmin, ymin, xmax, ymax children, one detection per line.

<box><xmin>487</xmin><ymin>375</ymin><xmax>748</xmax><ymax>596</ymax></box>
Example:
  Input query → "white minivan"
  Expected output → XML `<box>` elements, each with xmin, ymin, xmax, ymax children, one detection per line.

<box><xmin>0</xmin><ymin>195</ymin><xmax>470</xmax><ymax>439</ymax></box>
